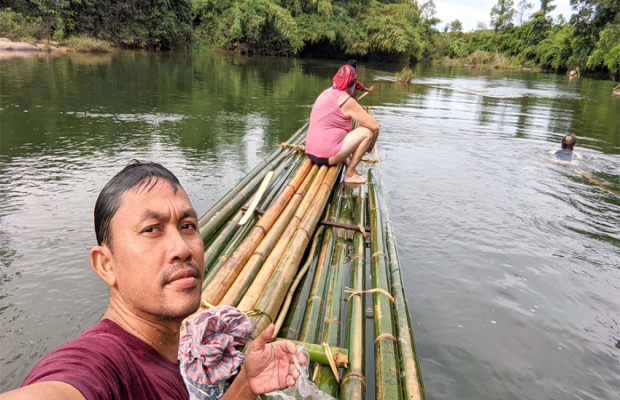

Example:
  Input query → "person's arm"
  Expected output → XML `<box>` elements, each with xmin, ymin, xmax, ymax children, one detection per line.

<box><xmin>340</xmin><ymin>95</ymin><xmax>379</xmax><ymax>133</ymax></box>
<box><xmin>0</xmin><ymin>381</ymin><xmax>85</xmax><ymax>400</ymax></box>
<box><xmin>355</xmin><ymin>80</ymin><xmax>366</xmax><ymax>92</ymax></box>
<box><xmin>221</xmin><ymin>324</ymin><xmax>305</xmax><ymax>400</ymax></box>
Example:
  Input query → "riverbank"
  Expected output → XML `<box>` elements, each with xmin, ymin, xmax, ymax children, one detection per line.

<box><xmin>0</xmin><ymin>37</ymin><xmax>114</xmax><ymax>60</ymax></box>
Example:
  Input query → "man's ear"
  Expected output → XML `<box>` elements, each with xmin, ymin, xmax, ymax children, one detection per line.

<box><xmin>90</xmin><ymin>245</ymin><xmax>117</xmax><ymax>287</ymax></box>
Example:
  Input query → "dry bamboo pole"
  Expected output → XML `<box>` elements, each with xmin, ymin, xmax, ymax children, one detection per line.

<box><xmin>273</xmin><ymin>339</ymin><xmax>349</xmax><ymax>367</ymax></box>
<box><xmin>220</xmin><ymin>164</ymin><xmax>321</xmax><ymax>306</ymax></box>
<box><xmin>241</xmin><ymin>206</ymin><xmax>370</xmax><ymax>233</ymax></box>
<box><xmin>197</xmin><ymin>123</ymin><xmax>307</xmax><ymax>229</ymax></box>
<box><xmin>297</xmin><ymin>181</ymin><xmax>343</xmax><ymax>344</ymax></box>
<box><xmin>243</xmin><ymin>164</ymin><xmax>342</xmax><ymax>350</ymax></box>
<box><xmin>340</xmin><ymin>188</ymin><xmax>367</xmax><ymax>400</ymax></box>
<box><xmin>368</xmin><ymin>169</ymin><xmax>403</xmax><ymax>400</ymax></box>
<box><xmin>385</xmin><ymin>214</ymin><xmax>426</xmax><ymax>400</ymax></box>
<box><xmin>202</xmin><ymin>156</ymin><xmax>302</xmax><ymax>282</ymax></box>
<box><xmin>236</xmin><ymin>165</ymin><xmax>327</xmax><ymax>310</ymax></box>
<box><xmin>314</xmin><ymin>186</ymin><xmax>353</xmax><ymax>396</ymax></box>
<box><xmin>276</xmin><ymin>205</ymin><xmax>330</xmax><ymax>340</ymax></box>
<box><xmin>272</xmin><ymin>225</ymin><xmax>326</xmax><ymax>339</ymax></box>
<box><xmin>200</xmin><ymin>158</ymin><xmax>313</xmax><ymax>308</ymax></box>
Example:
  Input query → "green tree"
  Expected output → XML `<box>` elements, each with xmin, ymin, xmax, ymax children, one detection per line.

<box><xmin>449</xmin><ymin>19</ymin><xmax>463</xmax><ymax>32</ymax></box>
<box><xmin>490</xmin><ymin>0</ymin><xmax>516</xmax><ymax>35</ymax></box>
<box><xmin>586</xmin><ymin>23</ymin><xmax>620</xmax><ymax>76</ymax></box>
<box><xmin>516</xmin><ymin>0</ymin><xmax>533</xmax><ymax>25</ymax></box>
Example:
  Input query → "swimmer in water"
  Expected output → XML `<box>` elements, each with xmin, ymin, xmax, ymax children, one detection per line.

<box><xmin>553</xmin><ymin>134</ymin><xmax>580</xmax><ymax>161</ymax></box>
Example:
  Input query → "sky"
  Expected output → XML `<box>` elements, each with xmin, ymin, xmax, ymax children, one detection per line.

<box><xmin>434</xmin><ymin>0</ymin><xmax>574</xmax><ymax>31</ymax></box>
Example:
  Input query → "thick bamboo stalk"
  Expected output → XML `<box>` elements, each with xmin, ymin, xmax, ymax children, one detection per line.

<box><xmin>386</xmin><ymin>215</ymin><xmax>426</xmax><ymax>400</ymax></box>
<box><xmin>340</xmin><ymin>188</ymin><xmax>367</xmax><ymax>400</ymax></box>
<box><xmin>220</xmin><ymin>165</ymin><xmax>320</xmax><ymax>307</ymax></box>
<box><xmin>200</xmin><ymin>158</ymin><xmax>313</xmax><ymax>307</ymax></box>
<box><xmin>198</xmin><ymin>123</ymin><xmax>308</xmax><ymax>229</ymax></box>
<box><xmin>297</xmin><ymin>182</ymin><xmax>343</xmax><ymax>344</ymax></box>
<box><xmin>368</xmin><ymin>170</ymin><xmax>403</xmax><ymax>400</ymax></box>
<box><xmin>273</xmin><ymin>225</ymin><xmax>325</xmax><ymax>339</ymax></box>
<box><xmin>241</xmin><ymin>206</ymin><xmax>370</xmax><ymax>233</ymax></box>
<box><xmin>273</xmin><ymin>339</ymin><xmax>349</xmax><ymax>368</ymax></box>
<box><xmin>314</xmin><ymin>187</ymin><xmax>353</xmax><ymax>396</ymax></box>
<box><xmin>235</xmin><ymin>165</ymin><xmax>328</xmax><ymax>311</ymax></box>
<box><xmin>244</xmin><ymin>165</ymin><xmax>342</xmax><ymax>350</ymax></box>
<box><xmin>202</xmin><ymin>157</ymin><xmax>301</xmax><ymax>281</ymax></box>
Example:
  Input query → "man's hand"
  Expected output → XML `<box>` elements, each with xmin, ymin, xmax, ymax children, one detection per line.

<box><xmin>367</xmin><ymin>85</ymin><xmax>375</xmax><ymax>93</ymax></box>
<box><xmin>243</xmin><ymin>324</ymin><xmax>305</xmax><ymax>395</ymax></box>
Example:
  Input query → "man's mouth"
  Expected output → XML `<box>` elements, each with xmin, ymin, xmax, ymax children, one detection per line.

<box><xmin>165</xmin><ymin>268</ymin><xmax>199</xmax><ymax>289</ymax></box>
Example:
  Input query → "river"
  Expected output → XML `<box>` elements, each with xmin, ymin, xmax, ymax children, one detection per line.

<box><xmin>1</xmin><ymin>51</ymin><xmax>619</xmax><ymax>399</ymax></box>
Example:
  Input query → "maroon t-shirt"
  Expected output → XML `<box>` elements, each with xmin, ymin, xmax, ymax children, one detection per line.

<box><xmin>21</xmin><ymin>319</ymin><xmax>189</xmax><ymax>400</ymax></box>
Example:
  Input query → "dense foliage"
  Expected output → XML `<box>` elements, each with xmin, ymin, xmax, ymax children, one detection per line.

<box><xmin>0</xmin><ymin>0</ymin><xmax>618</xmax><ymax>76</ymax></box>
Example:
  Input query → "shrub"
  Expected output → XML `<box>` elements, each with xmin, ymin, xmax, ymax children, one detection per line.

<box><xmin>468</xmin><ymin>50</ymin><xmax>494</xmax><ymax>64</ymax></box>
<box><xmin>63</xmin><ymin>35</ymin><xmax>113</xmax><ymax>53</ymax></box>
<box><xmin>396</xmin><ymin>66</ymin><xmax>415</xmax><ymax>83</ymax></box>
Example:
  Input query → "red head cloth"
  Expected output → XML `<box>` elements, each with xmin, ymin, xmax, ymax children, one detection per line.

<box><xmin>332</xmin><ymin>64</ymin><xmax>357</xmax><ymax>91</ymax></box>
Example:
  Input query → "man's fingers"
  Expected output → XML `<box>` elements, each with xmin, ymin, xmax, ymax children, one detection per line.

<box><xmin>297</xmin><ymin>351</ymin><xmax>306</xmax><ymax>365</ymax></box>
<box><xmin>254</xmin><ymin>324</ymin><xmax>275</xmax><ymax>349</ymax></box>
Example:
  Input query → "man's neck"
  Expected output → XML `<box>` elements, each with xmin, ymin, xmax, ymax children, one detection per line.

<box><xmin>102</xmin><ymin>298</ymin><xmax>182</xmax><ymax>363</ymax></box>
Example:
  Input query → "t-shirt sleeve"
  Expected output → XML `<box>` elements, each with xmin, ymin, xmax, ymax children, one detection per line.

<box><xmin>355</xmin><ymin>80</ymin><xmax>366</xmax><ymax>91</ymax></box>
<box><xmin>21</xmin><ymin>337</ymin><xmax>125</xmax><ymax>400</ymax></box>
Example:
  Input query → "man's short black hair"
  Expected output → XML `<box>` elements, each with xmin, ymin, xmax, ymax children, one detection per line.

<box><xmin>94</xmin><ymin>160</ymin><xmax>181</xmax><ymax>246</ymax></box>
<box><xmin>561</xmin><ymin>134</ymin><xmax>577</xmax><ymax>150</ymax></box>
<box><xmin>348</xmin><ymin>59</ymin><xmax>357</xmax><ymax>69</ymax></box>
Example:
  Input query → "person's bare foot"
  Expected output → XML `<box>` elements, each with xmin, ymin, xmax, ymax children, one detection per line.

<box><xmin>343</xmin><ymin>173</ymin><xmax>367</xmax><ymax>184</ymax></box>
<box><xmin>343</xmin><ymin>158</ymin><xmax>361</xmax><ymax>175</ymax></box>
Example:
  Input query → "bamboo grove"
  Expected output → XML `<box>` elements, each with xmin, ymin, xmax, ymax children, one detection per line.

<box><xmin>4</xmin><ymin>0</ymin><xmax>618</xmax><ymax>76</ymax></box>
<box><xmin>194</xmin><ymin>122</ymin><xmax>426</xmax><ymax>399</ymax></box>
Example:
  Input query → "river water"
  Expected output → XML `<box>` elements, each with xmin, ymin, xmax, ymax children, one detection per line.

<box><xmin>1</xmin><ymin>52</ymin><xmax>619</xmax><ymax>398</ymax></box>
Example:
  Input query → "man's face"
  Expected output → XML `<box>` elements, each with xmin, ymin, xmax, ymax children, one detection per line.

<box><xmin>107</xmin><ymin>179</ymin><xmax>204</xmax><ymax>321</ymax></box>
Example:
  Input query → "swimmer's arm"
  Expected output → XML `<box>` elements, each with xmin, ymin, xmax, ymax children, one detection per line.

<box><xmin>340</xmin><ymin>95</ymin><xmax>380</xmax><ymax>133</ymax></box>
<box><xmin>0</xmin><ymin>381</ymin><xmax>85</xmax><ymax>400</ymax></box>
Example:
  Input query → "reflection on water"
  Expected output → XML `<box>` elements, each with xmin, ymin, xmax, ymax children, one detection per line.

<box><xmin>1</xmin><ymin>52</ymin><xmax>619</xmax><ymax>399</ymax></box>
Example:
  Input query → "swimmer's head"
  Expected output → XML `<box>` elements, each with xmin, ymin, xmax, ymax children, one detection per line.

<box><xmin>561</xmin><ymin>134</ymin><xmax>577</xmax><ymax>150</ymax></box>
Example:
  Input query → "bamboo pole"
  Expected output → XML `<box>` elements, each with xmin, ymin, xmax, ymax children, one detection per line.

<box><xmin>202</xmin><ymin>156</ymin><xmax>301</xmax><ymax>280</ymax></box>
<box><xmin>200</xmin><ymin>158</ymin><xmax>313</xmax><ymax>308</ymax></box>
<box><xmin>244</xmin><ymin>164</ymin><xmax>342</xmax><ymax>350</ymax></box>
<box><xmin>220</xmin><ymin>164</ymin><xmax>321</xmax><ymax>307</ymax></box>
<box><xmin>386</xmin><ymin>213</ymin><xmax>426</xmax><ymax>400</ymax></box>
<box><xmin>241</xmin><ymin>206</ymin><xmax>370</xmax><ymax>233</ymax></box>
<box><xmin>235</xmin><ymin>165</ymin><xmax>328</xmax><ymax>310</ymax></box>
<box><xmin>314</xmin><ymin>186</ymin><xmax>353</xmax><ymax>396</ymax></box>
<box><xmin>273</xmin><ymin>339</ymin><xmax>349</xmax><ymax>368</ymax></box>
<box><xmin>368</xmin><ymin>169</ymin><xmax>403</xmax><ymax>400</ymax></box>
<box><xmin>340</xmin><ymin>188</ymin><xmax>367</xmax><ymax>400</ymax></box>
<box><xmin>273</xmin><ymin>225</ymin><xmax>325</xmax><ymax>339</ymax></box>
<box><xmin>297</xmin><ymin>181</ymin><xmax>343</xmax><ymax>345</ymax></box>
<box><xmin>197</xmin><ymin>123</ymin><xmax>308</xmax><ymax>229</ymax></box>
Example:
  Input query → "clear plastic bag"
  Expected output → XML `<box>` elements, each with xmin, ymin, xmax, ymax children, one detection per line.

<box><xmin>181</xmin><ymin>369</ymin><xmax>225</xmax><ymax>400</ymax></box>
<box><xmin>264</xmin><ymin>345</ymin><xmax>337</xmax><ymax>400</ymax></box>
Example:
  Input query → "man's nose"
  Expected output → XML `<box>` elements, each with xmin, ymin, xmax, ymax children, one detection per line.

<box><xmin>168</xmin><ymin>227</ymin><xmax>192</xmax><ymax>262</ymax></box>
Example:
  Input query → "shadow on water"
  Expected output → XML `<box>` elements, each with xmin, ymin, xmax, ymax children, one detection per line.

<box><xmin>0</xmin><ymin>52</ymin><xmax>619</xmax><ymax>398</ymax></box>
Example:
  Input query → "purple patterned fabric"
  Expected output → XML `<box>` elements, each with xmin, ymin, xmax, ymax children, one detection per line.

<box><xmin>179</xmin><ymin>305</ymin><xmax>251</xmax><ymax>384</ymax></box>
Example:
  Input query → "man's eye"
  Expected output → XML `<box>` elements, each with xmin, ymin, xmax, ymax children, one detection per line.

<box><xmin>181</xmin><ymin>223</ymin><xmax>196</xmax><ymax>230</ymax></box>
<box><xmin>144</xmin><ymin>226</ymin><xmax>157</xmax><ymax>233</ymax></box>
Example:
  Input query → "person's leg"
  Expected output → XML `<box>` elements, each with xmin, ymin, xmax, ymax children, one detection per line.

<box><xmin>329</xmin><ymin>127</ymin><xmax>373</xmax><ymax>183</ymax></box>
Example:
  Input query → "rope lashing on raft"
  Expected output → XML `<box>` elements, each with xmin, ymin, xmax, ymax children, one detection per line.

<box><xmin>201</xmin><ymin>300</ymin><xmax>273</xmax><ymax>323</ymax></box>
<box><xmin>344</xmin><ymin>286</ymin><xmax>395</xmax><ymax>304</ymax></box>
<box><xmin>276</xmin><ymin>142</ymin><xmax>380</xmax><ymax>163</ymax></box>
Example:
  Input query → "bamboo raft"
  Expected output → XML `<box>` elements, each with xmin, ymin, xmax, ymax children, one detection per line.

<box><xmin>197</xmin><ymin>121</ymin><xmax>425</xmax><ymax>400</ymax></box>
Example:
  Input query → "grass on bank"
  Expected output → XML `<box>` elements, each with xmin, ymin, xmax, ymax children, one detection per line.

<box><xmin>396</xmin><ymin>66</ymin><xmax>415</xmax><ymax>83</ymax></box>
<box><xmin>63</xmin><ymin>35</ymin><xmax>112</xmax><ymax>53</ymax></box>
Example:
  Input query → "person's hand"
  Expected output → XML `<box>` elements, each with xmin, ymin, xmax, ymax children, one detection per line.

<box><xmin>367</xmin><ymin>85</ymin><xmax>375</xmax><ymax>93</ymax></box>
<box><xmin>243</xmin><ymin>324</ymin><xmax>306</xmax><ymax>395</ymax></box>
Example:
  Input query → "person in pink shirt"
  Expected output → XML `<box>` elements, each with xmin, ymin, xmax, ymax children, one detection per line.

<box><xmin>305</xmin><ymin>64</ymin><xmax>380</xmax><ymax>184</ymax></box>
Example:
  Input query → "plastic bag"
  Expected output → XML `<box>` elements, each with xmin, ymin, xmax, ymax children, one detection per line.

<box><xmin>264</xmin><ymin>345</ymin><xmax>337</xmax><ymax>400</ymax></box>
<box><xmin>181</xmin><ymin>369</ymin><xmax>225</xmax><ymax>400</ymax></box>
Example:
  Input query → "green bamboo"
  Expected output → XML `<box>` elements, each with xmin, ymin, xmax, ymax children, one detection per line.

<box><xmin>314</xmin><ymin>185</ymin><xmax>352</xmax><ymax>396</ymax></box>
<box><xmin>272</xmin><ymin>225</ymin><xmax>325</xmax><ymax>339</ymax></box>
<box><xmin>277</xmin><ymin>205</ymin><xmax>331</xmax><ymax>340</ymax></box>
<box><xmin>273</xmin><ymin>339</ymin><xmax>349</xmax><ymax>368</ymax></box>
<box><xmin>297</xmin><ymin>181</ymin><xmax>343</xmax><ymax>345</ymax></box>
<box><xmin>386</xmin><ymin>215</ymin><xmax>426</xmax><ymax>400</ymax></box>
<box><xmin>368</xmin><ymin>169</ymin><xmax>403</xmax><ymax>400</ymax></box>
<box><xmin>340</xmin><ymin>187</ymin><xmax>367</xmax><ymax>400</ymax></box>
<box><xmin>197</xmin><ymin>123</ymin><xmax>308</xmax><ymax>229</ymax></box>
<box><xmin>244</xmin><ymin>164</ymin><xmax>342</xmax><ymax>351</ymax></box>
